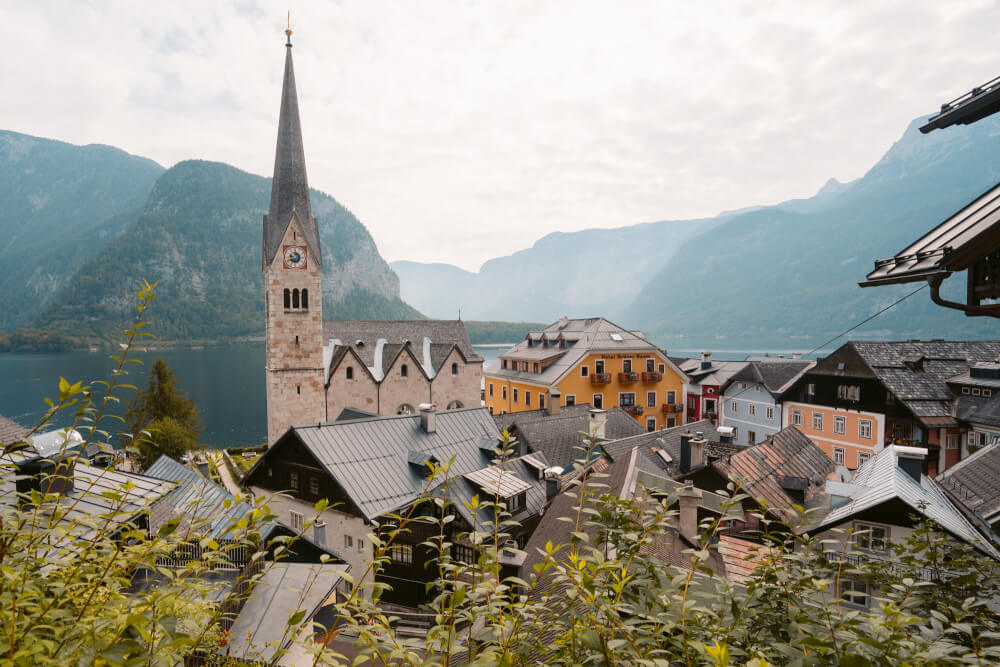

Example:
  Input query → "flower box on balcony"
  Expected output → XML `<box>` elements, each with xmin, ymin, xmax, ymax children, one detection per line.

<box><xmin>661</xmin><ymin>403</ymin><xmax>682</xmax><ymax>414</ymax></box>
<box><xmin>623</xmin><ymin>405</ymin><xmax>643</xmax><ymax>416</ymax></box>
<box><xmin>590</xmin><ymin>373</ymin><xmax>612</xmax><ymax>385</ymax></box>
<box><xmin>618</xmin><ymin>372</ymin><xmax>638</xmax><ymax>383</ymax></box>
<box><xmin>641</xmin><ymin>371</ymin><xmax>662</xmax><ymax>382</ymax></box>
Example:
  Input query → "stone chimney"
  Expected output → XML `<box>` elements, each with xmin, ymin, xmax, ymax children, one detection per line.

<box><xmin>588</xmin><ymin>408</ymin><xmax>607</xmax><ymax>441</ymax></box>
<box><xmin>677</xmin><ymin>483</ymin><xmax>702</xmax><ymax>542</ymax></box>
<box><xmin>690</xmin><ymin>432</ymin><xmax>708</xmax><ymax>468</ymax></box>
<box><xmin>15</xmin><ymin>454</ymin><xmax>76</xmax><ymax>504</ymax></box>
<box><xmin>680</xmin><ymin>431</ymin><xmax>693</xmax><ymax>472</ymax></box>
<box><xmin>544</xmin><ymin>467</ymin><xmax>562</xmax><ymax>499</ymax></box>
<box><xmin>547</xmin><ymin>389</ymin><xmax>561</xmax><ymax>416</ymax></box>
<box><xmin>419</xmin><ymin>403</ymin><xmax>436</xmax><ymax>433</ymax></box>
<box><xmin>893</xmin><ymin>445</ymin><xmax>927</xmax><ymax>483</ymax></box>
<box><xmin>701</xmin><ymin>351</ymin><xmax>712</xmax><ymax>370</ymax></box>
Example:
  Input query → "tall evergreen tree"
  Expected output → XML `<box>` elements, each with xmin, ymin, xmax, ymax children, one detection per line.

<box><xmin>124</xmin><ymin>358</ymin><xmax>202</xmax><ymax>467</ymax></box>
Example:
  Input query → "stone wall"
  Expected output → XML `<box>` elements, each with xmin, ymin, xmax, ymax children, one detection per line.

<box><xmin>431</xmin><ymin>347</ymin><xmax>483</xmax><ymax>410</ymax></box>
<box><xmin>325</xmin><ymin>356</ymin><xmax>379</xmax><ymax>421</ymax></box>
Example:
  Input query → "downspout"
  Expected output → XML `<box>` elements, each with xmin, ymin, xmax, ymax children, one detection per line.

<box><xmin>929</xmin><ymin>275</ymin><xmax>1000</xmax><ymax>318</ymax></box>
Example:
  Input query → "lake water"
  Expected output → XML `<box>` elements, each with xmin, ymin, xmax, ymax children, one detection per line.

<box><xmin>0</xmin><ymin>344</ymin><xmax>507</xmax><ymax>449</ymax></box>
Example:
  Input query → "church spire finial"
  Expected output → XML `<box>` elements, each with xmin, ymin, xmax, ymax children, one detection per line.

<box><xmin>285</xmin><ymin>11</ymin><xmax>292</xmax><ymax>46</ymax></box>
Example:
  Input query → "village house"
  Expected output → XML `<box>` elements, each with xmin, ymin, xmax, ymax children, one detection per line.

<box><xmin>672</xmin><ymin>352</ymin><xmax>747</xmax><ymax>424</ymax></box>
<box><xmin>484</xmin><ymin>317</ymin><xmax>687</xmax><ymax>431</ymax></box>
<box><xmin>937</xmin><ymin>441</ymin><xmax>1000</xmax><ymax>539</ymax></box>
<box><xmin>719</xmin><ymin>357</ymin><xmax>814</xmax><ymax>446</ymax></box>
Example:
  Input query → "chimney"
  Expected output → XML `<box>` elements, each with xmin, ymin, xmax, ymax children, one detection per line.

<box><xmin>313</xmin><ymin>521</ymin><xmax>327</xmax><ymax>547</ymax></box>
<box><xmin>16</xmin><ymin>454</ymin><xmax>76</xmax><ymax>504</ymax></box>
<box><xmin>547</xmin><ymin>389</ymin><xmax>561</xmax><ymax>416</ymax></box>
<box><xmin>543</xmin><ymin>467</ymin><xmax>562</xmax><ymax>499</ymax></box>
<box><xmin>690</xmin><ymin>432</ymin><xmax>708</xmax><ymax>468</ymax></box>
<box><xmin>893</xmin><ymin>445</ymin><xmax>927</xmax><ymax>483</ymax></box>
<box><xmin>419</xmin><ymin>403</ymin><xmax>436</xmax><ymax>433</ymax></box>
<box><xmin>677</xmin><ymin>484</ymin><xmax>702</xmax><ymax>542</ymax></box>
<box><xmin>792</xmin><ymin>353</ymin><xmax>802</xmax><ymax>360</ymax></box>
<box><xmin>700</xmin><ymin>351</ymin><xmax>712</xmax><ymax>370</ymax></box>
<box><xmin>588</xmin><ymin>408</ymin><xmax>607</xmax><ymax>441</ymax></box>
<box><xmin>680</xmin><ymin>431</ymin><xmax>693</xmax><ymax>472</ymax></box>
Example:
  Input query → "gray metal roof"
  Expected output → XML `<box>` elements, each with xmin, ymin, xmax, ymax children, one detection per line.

<box><xmin>270</xmin><ymin>407</ymin><xmax>546</xmax><ymax>525</ymax></box>
<box><xmin>921</xmin><ymin>75</ymin><xmax>1000</xmax><ymax>133</ymax></box>
<box><xmin>224</xmin><ymin>562</ymin><xmax>346</xmax><ymax>663</ymax></box>
<box><xmin>601</xmin><ymin>419</ymin><xmax>726</xmax><ymax>478</ymax></box>
<box><xmin>814</xmin><ymin>446</ymin><xmax>1000</xmax><ymax>559</ymax></box>
<box><xmin>725</xmin><ymin>360</ymin><xmax>815</xmax><ymax>397</ymax></box>
<box><xmin>0</xmin><ymin>414</ymin><xmax>28</xmax><ymax>446</ymax></box>
<box><xmin>463</xmin><ymin>466</ymin><xmax>534</xmax><ymax>498</ymax></box>
<box><xmin>679</xmin><ymin>359</ymin><xmax>748</xmax><ymax>388</ymax></box>
<box><xmin>939</xmin><ymin>442</ymin><xmax>1000</xmax><ymax>522</ymax></box>
<box><xmin>263</xmin><ymin>37</ymin><xmax>321</xmax><ymax>270</ymax></box>
<box><xmin>861</xmin><ymin>181</ymin><xmax>1000</xmax><ymax>287</ymax></box>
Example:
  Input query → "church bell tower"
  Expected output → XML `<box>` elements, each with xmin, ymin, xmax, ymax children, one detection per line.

<box><xmin>263</xmin><ymin>25</ymin><xmax>325</xmax><ymax>445</ymax></box>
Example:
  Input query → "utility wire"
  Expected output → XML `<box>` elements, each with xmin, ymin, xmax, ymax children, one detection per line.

<box><xmin>805</xmin><ymin>284</ymin><xmax>928</xmax><ymax>357</ymax></box>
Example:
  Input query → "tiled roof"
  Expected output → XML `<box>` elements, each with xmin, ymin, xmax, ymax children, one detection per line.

<box><xmin>263</xmin><ymin>37</ymin><xmax>321</xmax><ymax>270</ymax></box>
<box><xmin>251</xmin><ymin>407</ymin><xmax>545</xmax><ymax>527</ymax></box>
<box><xmin>717</xmin><ymin>534</ymin><xmax>772</xmax><ymax>582</ymax></box>
<box><xmin>487</xmin><ymin>317</ymin><xmax>682</xmax><ymax>387</ymax></box>
<box><xmin>602</xmin><ymin>420</ymin><xmax>727</xmax><ymax>478</ymax></box>
<box><xmin>938</xmin><ymin>442</ymin><xmax>1000</xmax><ymax>522</ymax></box>
<box><xmin>861</xmin><ymin>180</ymin><xmax>1000</xmax><ymax>287</ymax></box>
<box><xmin>956</xmin><ymin>394</ymin><xmax>1000</xmax><ymax>428</ymax></box>
<box><xmin>711</xmin><ymin>427</ymin><xmax>835</xmax><ymax>521</ymax></box>
<box><xmin>0</xmin><ymin>414</ymin><xmax>28</xmax><ymax>447</ymax></box>
<box><xmin>726</xmin><ymin>360</ymin><xmax>815</xmax><ymax>396</ymax></box>
<box><xmin>679</xmin><ymin>359</ymin><xmax>749</xmax><ymax>387</ymax></box>
<box><xmin>495</xmin><ymin>404</ymin><xmax>645</xmax><ymax>470</ymax></box>
<box><xmin>815</xmin><ymin>446</ymin><xmax>1000</xmax><ymax>559</ymax></box>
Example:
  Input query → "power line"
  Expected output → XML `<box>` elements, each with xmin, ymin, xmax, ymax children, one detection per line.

<box><xmin>806</xmin><ymin>283</ymin><xmax>928</xmax><ymax>357</ymax></box>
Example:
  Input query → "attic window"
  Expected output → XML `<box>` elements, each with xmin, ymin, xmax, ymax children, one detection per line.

<box><xmin>401</xmin><ymin>364</ymin><xmax>408</xmax><ymax>377</ymax></box>
<box><xmin>610</xmin><ymin>333</ymin><xmax>623</xmax><ymax>342</ymax></box>
<box><xmin>837</xmin><ymin>362</ymin><xmax>846</xmax><ymax>371</ymax></box>
<box><xmin>407</xmin><ymin>450</ymin><xmax>440</xmax><ymax>475</ymax></box>
<box><xmin>346</xmin><ymin>367</ymin><xmax>354</xmax><ymax>380</ymax></box>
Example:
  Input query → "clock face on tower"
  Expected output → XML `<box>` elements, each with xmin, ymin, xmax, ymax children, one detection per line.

<box><xmin>283</xmin><ymin>245</ymin><xmax>307</xmax><ymax>269</ymax></box>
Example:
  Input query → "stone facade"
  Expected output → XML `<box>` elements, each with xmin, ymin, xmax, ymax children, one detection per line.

<box><xmin>325</xmin><ymin>350</ymin><xmax>380</xmax><ymax>420</ymax></box>
<box><xmin>430</xmin><ymin>347</ymin><xmax>481</xmax><ymax>410</ymax></box>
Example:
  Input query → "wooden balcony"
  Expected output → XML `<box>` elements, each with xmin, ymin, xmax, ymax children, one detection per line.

<box><xmin>641</xmin><ymin>371</ymin><xmax>662</xmax><ymax>382</ymax></box>
<box><xmin>590</xmin><ymin>373</ymin><xmax>612</xmax><ymax>385</ymax></box>
<box><xmin>623</xmin><ymin>405</ymin><xmax>644</xmax><ymax>416</ymax></box>
<box><xmin>661</xmin><ymin>403</ymin><xmax>682</xmax><ymax>414</ymax></box>
<box><xmin>618</xmin><ymin>372</ymin><xmax>638</xmax><ymax>383</ymax></box>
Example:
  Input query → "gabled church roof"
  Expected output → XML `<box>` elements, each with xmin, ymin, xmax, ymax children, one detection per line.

<box><xmin>263</xmin><ymin>33</ymin><xmax>322</xmax><ymax>270</ymax></box>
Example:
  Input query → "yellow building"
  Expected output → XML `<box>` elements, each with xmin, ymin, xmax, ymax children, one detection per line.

<box><xmin>484</xmin><ymin>317</ymin><xmax>688</xmax><ymax>431</ymax></box>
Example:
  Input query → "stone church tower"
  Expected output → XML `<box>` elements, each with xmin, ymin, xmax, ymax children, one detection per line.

<box><xmin>263</xmin><ymin>28</ymin><xmax>325</xmax><ymax>445</ymax></box>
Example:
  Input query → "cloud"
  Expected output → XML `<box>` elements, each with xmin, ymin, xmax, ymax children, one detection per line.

<box><xmin>1</xmin><ymin>1</ymin><xmax>998</xmax><ymax>270</ymax></box>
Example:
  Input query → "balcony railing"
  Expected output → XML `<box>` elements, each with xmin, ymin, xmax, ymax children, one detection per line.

<box><xmin>623</xmin><ymin>405</ymin><xmax>644</xmax><ymax>416</ymax></box>
<box><xmin>590</xmin><ymin>373</ymin><xmax>612</xmax><ymax>385</ymax></box>
<box><xmin>661</xmin><ymin>403</ymin><xmax>682</xmax><ymax>414</ymax></box>
<box><xmin>641</xmin><ymin>371</ymin><xmax>662</xmax><ymax>382</ymax></box>
<box><xmin>618</xmin><ymin>372</ymin><xmax>638</xmax><ymax>383</ymax></box>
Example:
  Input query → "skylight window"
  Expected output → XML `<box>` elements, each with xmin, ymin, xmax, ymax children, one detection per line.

<box><xmin>610</xmin><ymin>333</ymin><xmax>623</xmax><ymax>341</ymax></box>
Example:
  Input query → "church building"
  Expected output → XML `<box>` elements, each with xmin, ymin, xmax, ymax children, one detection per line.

<box><xmin>262</xmin><ymin>29</ymin><xmax>481</xmax><ymax>445</ymax></box>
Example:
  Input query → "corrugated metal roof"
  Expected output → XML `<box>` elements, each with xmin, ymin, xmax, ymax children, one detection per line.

<box><xmin>464</xmin><ymin>466</ymin><xmax>534</xmax><ymax>498</ymax></box>
<box><xmin>815</xmin><ymin>446</ymin><xmax>1000</xmax><ymax>559</ymax></box>
<box><xmin>0</xmin><ymin>414</ymin><xmax>28</xmax><ymax>447</ymax></box>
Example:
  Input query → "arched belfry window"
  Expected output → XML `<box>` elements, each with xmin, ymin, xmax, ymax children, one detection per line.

<box><xmin>283</xmin><ymin>289</ymin><xmax>290</xmax><ymax>309</ymax></box>
<box><xmin>401</xmin><ymin>364</ymin><xmax>408</xmax><ymax>377</ymax></box>
<box><xmin>451</xmin><ymin>362</ymin><xmax>458</xmax><ymax>375</ymax></box>
<box><xmin>292</xmin><ymin>288</ymin><xmax>300</xmax><ymax>308</ymax></box>
<box><xmin>346</xmin><ymin>366</ymin><xmax>354</xmax><ymax>380</ymax></box>
<box><xmin>301</xmin><ymin>288</ymin><xmax>308</xmax><ymax>309</ymax></box>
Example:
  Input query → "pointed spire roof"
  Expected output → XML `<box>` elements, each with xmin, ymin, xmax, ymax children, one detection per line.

<box><xmin>264</xmin><ymin>31</ymin><xmax>322</xmax><ymax>269</ymax></box>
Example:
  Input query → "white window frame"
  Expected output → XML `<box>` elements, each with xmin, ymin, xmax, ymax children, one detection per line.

<box><xmin>581</xmin><ymin>365</ymin><xmax>589</xmax><ymax>377</ymax></box>
<box><xmin>947</xmin><ymin>434</ymin><xmax>960</xmax><ymax>450</ymax></box>
<box><xmin>502</xmin><ymin>386</ymin><xmax>507</xmax><ymax>400</ymax></box>
<box><xmin>854</xmin><ymin>522</ymin><xmax>888</xmax><ymax>552</ymax></box>
<box><xmin>792</xmin><ymin>409</ymin><xmax>803</xmax><ymax>426</ymax></box>
<box><xmin>619</xmin><ymin>392</ymin><xmax>636</xmax><ymax>407</ymax></box>
<box><xmin>646</xmin><ymin>416</ymin><xmax>657</xmax><ymax>432</ymax></box>
<box><xmin>748</xmin><ymin>404</ymin><xmax>756</xmax><ymax>417</ymax></box>
<box><xmin>859</xmin><ymin>419</ymin><xmax>872</xmax><ymax>440</ymax></box>
<box><xmin>658</xmin><ymin>363</ymin><xmax>666</xmax><ymax>374</ymax></box>
<box><xmin>747</xmin><ymin>430</ymin><xmax>757</xmax><ymax>444</ymax></box>
<box><xmin>289</xmin><ymin>510</ymin><xmax>304</xmax><ymax>532</ymax></box>
<box><xmin>985</xmin><ymin>389</ymin><xmax>993</xmax><ymax>397</ymax></box>
<box><xmin>513</xmin><ymin>388</ymin><xmax>518</xmax><ymax>403</ymax></box>
<box><xmin>839</xmin><ymin>578</ymin><xmax>870</xmax><ymax>608</ymax></box>
<box><xmin>565</xmin><ymin>394</ymin><xmax>576</xmax><ymax>406</ymax></box>
<box><xmin>489</xmin><ymin>383</ymin><xmax>494</xmax><ymax>397</ymax></box>
<box><xmin>731</xmin><ymin>401</ymin><xmax>738</xmax><ymax>413</ymax></box>
<box><xmin>813</xmin><ymin>412</ymin><xmax>824</xmax><ymax>431</ymax></box>
<box><xmin>833</xmin><ymin>415</ymin><xmax>846</xmax><ymax>435</ymax></box>
<box><xmin>595</xmin><ymin>360</ymin><xmax>605</xmax><ymax>374</ymax></box>
<box><xmin>973</xmin><ymin>387</ymin><xmax>981</xmax><ymax>396</ymax></box>
<box><xmin>833</xmin><ymin>446</ymin><xmax>845</xmax><ymax>466</ymax></box>
<box><xmin>667</xmin><ymin>390</ymin><xmax>676</xmax><ymax>404</ymax></box>
<box><xmin>622</xmin><ymin>358</ymin><xmax>632</xmax><ymax>373</ymax></box>
<box><xmin>732</xmin><ymin>426</ymin><xmax>738</xmax><ymax>439</ymax></box>
<box><xmin>525</xmin><ymin>390</ymin><xmax>531</xmax><ymax>407</ymax></box>
<box><xmin>858</xmin><ymin>451</ymin><xmax>872</xmax><ymax>467</ymax></box>
<box><xmin>345</xmin><ymin>534</ymin><xmax>353</xmax><ymax>549</ymax></box>
<box><xmin>646</xmin><ymin>391</ymin><xmax>657</xmax><ymax>408</ymax></box>
<box><xmin>765</xmin><ymin>406</ymin><xmax>774</xmax><ymax>420</ymax></box>
<box><xmin>592</xmin><ymin>393</ymin><xmax>603</xmax><ymax>409</ymax></box>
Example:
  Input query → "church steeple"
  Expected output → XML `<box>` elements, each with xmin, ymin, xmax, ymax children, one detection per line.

<box><xmin>264</xmin><ymin>27</ymin><xmax>322</xmax><ymax>270</ymax></box>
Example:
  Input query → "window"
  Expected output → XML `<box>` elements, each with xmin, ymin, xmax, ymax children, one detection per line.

<box><xmin>451</xmin><ymin>362</ymin><xmax>458</xmax><ymax>375</ymax></box>
<box><xmin>401</xmin><ymin>364</ymin><xmax>408</xmax><ymax>377</ymax></box>
<box><xmin>289</xmin><ymin>510</ymin><xmax>304</xmax><ymax>531</ymax></box>
<box><xmin>539</xmin><ymin>394</ymin><xmax>545</xmax><ymax>409</ymax></box>
<box><xmin>502</xmin><ymin>386</ymin><xmax>507</xmax><ymax>400</ymax></box>
<box><xmin>290</xmin><ymin>471</ymin><xmax>299</xmax><ymax>490</ymax></box>
<box><xmin>854</xmin><ymin>523</ymin><xmax>888</xmax><ymax>551</ymax></box>
<box><xmin>731</xmin><ymin>401</ymin><xmax>738</xmax><ymax>413</ymax></box>
<box><xmin>807</xmin><ymin>383</ymin><xmax>815</xmax><ymax>396</ymax></box>
<box><xmin>969</xmin><ymin>431</ymin><xmax>978</xmax><ymax>448</ymax></box>
<box><xmin>592</xmin><ymin>394</ymin><xmax>603</xmax><ymax>409</ymax></box>
<box><xmin>509</xmin><ymin>492</ymin><xmax>526</xmax><ymax>513</ymax></box>
<box><xmin>646</xmin><ymin>358</ymin><xmax>655</xmax><ymax>372</ymax></box>
<box><xmin>732</xmin><ymin>426</ymin><xmax>738</xmax><ymax>439</ymax></box>
<box><xmin>345</xmin><ymin>534</ymin><xmax>353</xmax><ymax>549</ymax></box>
<box><xmin>446</xmin><ymin>400</ymin><xmax>463</xmax><ymax>410</ymax></box>
<box><xmin>623</xmin><ymin>359</ymin><xmax>632</xmax><ymax>373</ymax></box>
<box><xmin>839</xmin><ymin>579</ymin><xmax>869</xmax><ymax>608</ymax></box>
<box><xmin>859</xmin><ymin>419</ymin><xmax>872</xmax><ymax>439</ymax></box>
<box><xmin>525</xmin><ymin>391</ymin><xmax>532</xmax><ymax>407</ymax></box>
<box><xmin>489</xmin><ymin>383</ymin><xmax>494</xmax><ymax>397</ymax></box>
<box><xmin>667</xmin><ymin>390</ymin><xmax>676</xmax><ymax>404</ymax></box>
<box><xmin>292</xmin><ymin>288</ymin><xmax>300</xmax><ymax>308</ymax></box>
<box><xmin>301</xmin><ymin>288</ymin><xmax>308</xmax><ymax>309</ymax></box>
<box><xmin>947</xmin><ymin>434</ymin><xmax>960</xmax><ymax>450</ymax></box>
<box><xmin>740</xmin><ymin>383</ymin><xmax>747</xmax><ymax>390</ymax></box>
<box><xmin>513</xmin><ymin>388</ymin><xmax>519</xmax><ymax>403</ymax></box>
<box><xmin>454</xmin><ymin>544</ymin><xmax>475</xmax><ymax>564</ymax></box>
<box><xmin>581</xmin><ymin>365</ymin><xmax>589</xmax><ymax>377</ymax></box>
<box><xmin>667</xmin><ymin>417</ymin><xmax>676</xmax><ymax>427</ymax></box>
<box><xmin>962</xmin><ymin>387</ymin><xmax>971</xmax><ymax>395</ymax></box>
<box><xmin>834</xmin><ymin>415</ymin><xmax>846</xmax><ymax>434</ymax></box>
<box><xmin>812</xmin><ymin>412</ymin><xmax>824</xmax><ymax>431</ymax></box>
<box><xmin>595</xmin><ymin>360</ymin><xmax>605</xmax><ymax>374</ymax></box>
<box><xmin>986</xmin><ymin>389</ymin><xmax>993</xmax><ymax>397</ymax></box>
<box><xmin>283</xmin><ymin>288</ymin><xmax>290</xmax><ymax>308</ymax></box>
<box><xmin>973</xmin><ymin>387</ymin><xmax>982</xmax><ymax>396</ymax></box>
<box><xmin>704</xmin><ymin>399</ymin><xmax>716</xmax><ymax>415</ymax></box>
<box><xmin>389</xmin><ymin>544</ymin><xmax>413</xmax><ymax>564</ymax></box>
<box><xmin>833</xmin><ymin>447</ymin><xmax>846</xmax><ymax>466</ymax></box>
<box><xmin>357</xmin><ymin>536</ymin><xmax>365</xmax><ymax>552</ymax></box>
<box><xmin>837</xmin><ymin>385</ymin><xmax>860</xmax><ymax>401</ymax></box>
<box><xmin>748</xmin><ymin>404</ymin><xmax>756</xmax><ymax>417</ymax></box>
<box><xmin>858</xmin><ymin>451</ymin><xmax>871</xmax><ymax>467</ymax></box>
<box><xmin>658</xmin><ymin>363</ymin><xmax>665</xmax><ymax>373</ymax></box>
<box><xmin>309</xmin><ymin>477</ymin><xmax>319</xmax><ymax>496</ymax></box>
<box><xmin>619</xmin><ymin>392</ymin><xmax>636</xmax><ymax>407</ymax></box>
<box><xmin>565</xmin><ymin>395</ymin><xmax>576</xmax><ymax>406</ymax></box>
<box><xmin>646</xmin><ymin>417</ymin><xmax>657</xmax><ymax>432</ymax></box>
<box><xmin>747</xmin><ymin>430</ymin><xmax>757</xmax><ymax>444</ymax></box>
<box><xmin>397</xmin><ymin>404</ymin><xmax>414</xmax><ymax>415</ymax></box>
<box><xmin>647</xmin><ymin>391</ymin><xmax>657</xmax><ymax>408</ymax></box>
<box><xmin>296</xmin><ymin>385</ymin><xmax>300</xmax><ymax>395</ymax></box>
<box><xmin>346</xmin><ymin>366</ymin><xmax>353</xmax><ymax>380</ymax></box>
<box><xmin>792</xmin><ymin>409</ymin><xmax>803</xmax><ymax>426</ymax></box>
<box><xmin>766</xmin><ymin>407</ymin><xmax>774</xmax><ymax>420</ymax></box>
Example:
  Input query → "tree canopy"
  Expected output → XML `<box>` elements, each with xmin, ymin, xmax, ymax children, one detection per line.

<box><xmin>124</xmin><ymin>358</ymin><xmax>202</xmax><ymax>468</ymax></box>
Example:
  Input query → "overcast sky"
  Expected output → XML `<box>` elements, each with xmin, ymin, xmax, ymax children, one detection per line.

<box><xmin>2</xmin><ymin>1</ymin><xmax>999</xmax><ymax>271</ymax></box>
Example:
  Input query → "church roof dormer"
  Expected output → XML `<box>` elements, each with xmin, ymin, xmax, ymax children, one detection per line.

<box><xmin>263</xmin><ymin>27</ymin><xmax>322</xmax><ymax>270</ymax></box>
